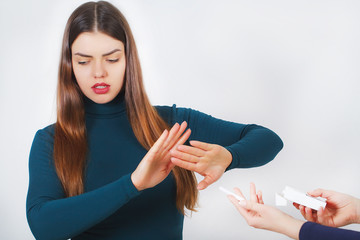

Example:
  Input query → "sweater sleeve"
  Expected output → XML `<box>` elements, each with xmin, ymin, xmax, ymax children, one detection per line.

<box><xmin>299</xmin><ymin>221</ymin><xmax>360</xmax><ymax>240</ymax></box>
<box><xmin>26</xmin><ymin>126</ymin><xmax>141</xmax><ymax>240</ymax></box>
<box><xmin>156</xmin><ymin>105</ymin><xmax>283</xmax><ymax>169</ymax></box>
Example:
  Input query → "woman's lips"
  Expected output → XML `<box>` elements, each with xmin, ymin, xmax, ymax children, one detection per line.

<box><xmin>92</xmin><ymin>83</ymin><xmax>110</xmax><ymax>94</ymax></box>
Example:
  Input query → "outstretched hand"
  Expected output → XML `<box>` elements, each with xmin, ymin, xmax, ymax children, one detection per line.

<box><xmin>170</xmin><ymin>140</ymin><xmax>232</xmax><ymax>190</ymax></box>
<box><xmin>131</xmin><ymin>121</ymin><xmax>191</xmax><ymax>191</ymax></box>
<box><xmin>293</xmin><ymin>188</ymin><xmax>360</xmax><ymax>227</ymax></box>
<box><xmin>228</xmin><ymin>183</ymin><xmax>304</xmax><ymax>240</ymax></box>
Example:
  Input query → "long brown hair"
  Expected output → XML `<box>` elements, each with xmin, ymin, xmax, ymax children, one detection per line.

<box><xmin>54</xmin><ymin>1</ymin><xmax>197</xmax><ymax>214</ymax></box>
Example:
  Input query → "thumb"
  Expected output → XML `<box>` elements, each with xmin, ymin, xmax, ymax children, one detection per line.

<box><xmin>167</xmin><ymin>162</ymin><xmax>175</xmax><ymax>173</ymax></box>
<box><xmin>307</xmin><ymin>188</ymin><xmax>327</xmax><ymax>198</ymax></box>
<box><xmin>197</xmin><ymin>177</ymin><xmax>213</xmax><ymax>190</ymax></box>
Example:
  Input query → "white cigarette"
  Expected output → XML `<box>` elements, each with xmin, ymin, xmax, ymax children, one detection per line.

<box><xmin>219</xmin><ymin>186</ymin><xmax>245</xmax><ymax>202</ymax></box>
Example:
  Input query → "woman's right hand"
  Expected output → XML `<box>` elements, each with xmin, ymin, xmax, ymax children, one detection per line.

<box><xmin>294</xmin><ymin>189</ymin><xmax>360</xmax><ymax>227</ymax></box>
<box><xmin>229</xmin><ymin>183</ymin><xmax>304</xmax><ymax>240</ymax></box>
<box><xmin>131</xmin><ymin>121</ymin><xmax>191</xmax><ymax>191</ymax></box>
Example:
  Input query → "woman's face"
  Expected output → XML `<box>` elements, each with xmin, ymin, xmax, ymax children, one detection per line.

<box><xmin>71</xmin><ymin>31</ymin><xmax>126</xmax><ymax>104</ymax></box>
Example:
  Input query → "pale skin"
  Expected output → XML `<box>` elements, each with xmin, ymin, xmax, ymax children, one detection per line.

<box><xmin>229</xmin><ymin>183</ymin><xmax>304</xmax><ymax>239</ymax></box>
<box><xmin>294</xmin><ymin>189</ymin><xmax>360</xmax><ymax>227</ymax></box>
<box><xmin>170</xmin><ymin>142</ymin><xmax>233</xmax><ymax>190</ymax></box>
<box><xmin>72</xmin><ymin>31</ymin><xmax>126</xmax><ymax>104</ymax></box>
<box><xmin>131</xmin><ymin>121</ymin><xmax>191</xmax><ymax>191</ymax></box>
<box><xmin>228</xmin><ymin>183</ymin><xmax>360</xmax><ymax>240</ymax></box>
<box><xmin>71</xmin><ymin>31</ymin><xmax>233</xmax><ymax>191</ymax></box>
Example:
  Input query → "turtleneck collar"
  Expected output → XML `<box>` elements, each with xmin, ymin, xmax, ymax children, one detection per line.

<box><xmin>84</xmin><ymin>91</ymin><xmax>126</xmax><ymax>117</ymax></box>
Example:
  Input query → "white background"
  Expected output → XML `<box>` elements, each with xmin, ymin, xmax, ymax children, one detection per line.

<box><xmin>1</xmin><ymin>0</ymin><xmax>360</xmax><ymax>239</ymax></box>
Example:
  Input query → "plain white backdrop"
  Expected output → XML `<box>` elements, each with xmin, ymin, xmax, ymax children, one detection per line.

<box><xmin>1</xmin><ymin>0</ymin><xmax>360</xmax><ymax>239</ymax></box>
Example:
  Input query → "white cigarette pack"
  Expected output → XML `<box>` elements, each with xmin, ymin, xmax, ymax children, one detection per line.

<box><xmin>276</xmin><ymin>186</ymin><xmax>327</xmax><ymax>211</ymax></box>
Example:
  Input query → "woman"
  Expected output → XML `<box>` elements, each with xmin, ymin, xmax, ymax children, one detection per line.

<box><xmin>26</xmin><ymin>1</ymin><xmax>283</xmax><ymax>239</ymax></box>
<box><xmin>228</xmin><ymin>183</ymin><xmax>360</xmax><ymax>240</ymax></box>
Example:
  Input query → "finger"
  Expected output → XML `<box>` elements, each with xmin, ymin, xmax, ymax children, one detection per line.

<box><xmin>150</xmin><ymin>129</ymin><xmax>169</xmax><ymax>153</ymax></box>
<box><xmin>317</xmin><ymin>206</ymin><xmax>325</xmax><ymax>224</ymax></box>
<box><xmin>166</xmin><ymin>121</ymin><xmax>190</xmax><ymax>150</ymax></box>
<box><xmin>299</xmin><ymin>205</ymin><xmax>306</xmax><ymax>219</ymax></box>
<box><xmin>293</xmin><ymin>202</ymin><xmax>300</xmax><ymax>210</ymax></box>
<box><xmin>300</xmin><ymin>206</ymin><xmax>312</xmax><ymax>221</ymax></box>
<box><xmin>176</xmin><ymin>144</ymin><xmax>206</xmax><ymax>157</ymax></box>
<box><xmin>257</xmin><ymin>190</ymin><xmax>264</xmax><ymax>204</ymax></box>
<box><xmin>228</xmin><ymin>196</ymin><xmax>249</xmax><ymax>216</ymax></box>
<box><xmin>307</xmin><ymin>188</ymin><xmax>332</xmax><ymax>199</ymax></box>
<box><xmin>307</xmin><ymin>188</ymin><xmax>324</xmax><ymax>197</ymax></box>
<box><xmin>250</xmin><ymin>182</ymin><xmax>257</xmax><ymax>202</ymax></box>
<box><xmin>164</xmin><ymin>128</ymin><xmax>191</xmax><ymax>160</ymax></box>
<box><xmin>232</xmin><ymin>196</ymin><xmax>263</xmax><ymax>214</ymax></box>
<box><xmin>197</xmin><ymin>176</ymin><xmax>214</xmax><ymax>190</ymax></box>
<box><xmin>170</xmin><ymin>121</ymin><xmax>188</xmax><ymax>148</ymax></box>
<box><xmin>189</xmin><ymin>140</ymin><xmax>212</xmax><ymax>151</ymax></box>
<box><xmin>170</xmin><ymin>157</ymin><xmax>197</xmax><ymax>171</ymax></box>
<box><xmin>170</xmin><ymin>149</ymin><xmax>200</xmax><ymax>163</ymax></box>
<box><xmin>197</xmin><ymin>181</ymin><xmax>208</xmax><ymax>190</ymax></box>
<box><xmin>162</xmin><ymin>123</ymin><xmax>180</xmax><ymax>149</ymax></box>
<box><xmin>174</xmin><ymin>128</ymin><xmax>191</xmax><ymax>148</ymax></box>
<box><xmin>229</xmin><ymin>197</ymin><xmax>265</xmax><ymax>226</ymax></box>
<box><xmin>164</xmin><ymin>122</ymin><xmax>188</xmax><ymax>151</ymax></box>
<box><xmin>145</xmin><ymin>130</ymin><xmax>169</xmax><ymax>162</ymax></box>
<box><xmin>305</xmin><ymin>207</ymin><xmax>316</xmax><ymax>222</ymax></box>
<box><xmin>233</xmin><ymin>187</ymin><xmax>246</xmax><ymax>200</ymax></box>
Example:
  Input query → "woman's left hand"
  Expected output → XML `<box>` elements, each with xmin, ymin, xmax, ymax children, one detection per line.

<box><xmin>170</xmin><ymin>140</ymin><xmax>232</xmax><ymax>190</ymax></box>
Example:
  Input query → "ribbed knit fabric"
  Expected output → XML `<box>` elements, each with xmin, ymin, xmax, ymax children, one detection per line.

<box><xmin>27</xmin><ymin>93</ymin><xmax>283</xmax><ymax>240</ymax></box>
<box><xmin>299</xmin><ymin>221</ymin><xmax>360</xmax><ymax>240</ymax></box>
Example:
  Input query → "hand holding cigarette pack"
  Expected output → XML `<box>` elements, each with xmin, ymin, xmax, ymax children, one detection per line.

<box><xmin>276</xmin><ymin>186</ymin><xmax>327</xmax><ymax>210</ymax></box>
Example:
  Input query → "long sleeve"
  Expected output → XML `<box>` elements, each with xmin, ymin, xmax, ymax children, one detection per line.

<box><xmin>26</xmin><ymin>127</ymin><xmax>141</xmax><ymax>240</ymax></box>
<box><xmin>299</xmin><ymin>221</ymin><xmax>360</xmax><ymax>240</ymax></box>
<box><xmin>27</xmin><ymin>100</ymin><xmax>282</xmax><ymax>240</ymax></box>
<box><xmin>156</xmin><ymin>105</ymin><xmax>283</xmax><ymax>170</ymax></box>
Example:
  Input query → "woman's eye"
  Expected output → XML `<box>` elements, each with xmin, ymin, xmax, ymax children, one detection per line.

<box><xmin>78</xmin><ymin>61</ymin><xmax>88</xmax><ymax>65</ymax></box>
<box><xmin>107</xmin><ymin>59</ymin><xmax>119</xmax><ymax>63</ymax></box>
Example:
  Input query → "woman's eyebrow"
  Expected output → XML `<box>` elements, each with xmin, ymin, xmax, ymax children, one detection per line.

<box><xmin>102</xmin><ymin>49</ymin><xmax>121</xmax><ymax>56</ymax></box>
<box><xmin>73</xmin><ymin>49</ymin><xmax>122</xmax><ymax>58</ymax></box>
<box><xmin>74</xmin><ymin>52</ymin><xmax>92</xmax><ymax>58</ymax></box>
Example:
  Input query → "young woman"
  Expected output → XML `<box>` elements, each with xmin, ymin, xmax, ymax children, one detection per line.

<box><xmin>228</xmin><ymin>183</ymin><xmax>360</xmax><ymax>240</ymax></box>
<box><xmin>26</xmin><ymin>1</ymin><xmax>283</xmax><ymax>239</ymax></box>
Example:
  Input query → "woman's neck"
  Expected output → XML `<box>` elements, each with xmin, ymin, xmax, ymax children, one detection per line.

<box><xmin>84</xmin><ymin>91</ymin><xmax>126</xmax><ymax>116</ymax></box>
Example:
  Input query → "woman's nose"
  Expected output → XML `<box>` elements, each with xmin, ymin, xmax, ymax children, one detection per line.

<box><xmin>93</xmin><ymin>60</ymin><xmax>106</xmax><ymax>78</ymax></box>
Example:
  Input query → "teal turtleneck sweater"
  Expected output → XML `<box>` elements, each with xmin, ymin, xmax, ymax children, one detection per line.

<box><xmin>26</xmin><ymin>93</ymin><xmax>283</xmax><ymax>240</ymax></box>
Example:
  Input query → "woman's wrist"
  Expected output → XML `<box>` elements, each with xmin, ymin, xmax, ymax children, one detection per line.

<box><xmin>276</xmin><ymin>214</ymin><xmax>304</xmax><ymax>240</ymax></box>
<box><xmin>223</xmin><ymin>147</ymin><xmax>233</xmax><ymax>169</ymax></box>
<box><xmin>131</xmin><ymin>171</ymin><xmax>144</xmax><ymax>191</ymax></box>
<box><xmin>354</xmin><ymin>198</ymin><xmax>360</xmax><ymax>224</ymax></box>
